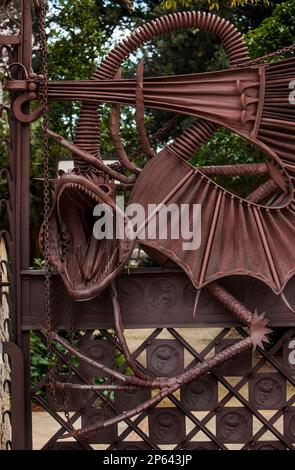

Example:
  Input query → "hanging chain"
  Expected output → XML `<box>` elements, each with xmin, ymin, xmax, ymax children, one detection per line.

<box><xmin>62</xmin><ymin>301</ymin><xmax>75</xmax><ymax>428</ymax></box>
<box><xmin>37</xmin><ymin>2</ymin><xmax>74</xmax><ymax>430</ymax></box>
<box><xmin>235</xmin><ymin>43</ymin><xmax>295</xmax><ymax>68</ymax></box>
<box><xmin>36</xmin><ymin>0</ymin><xmax>56</xmax><ymax>400</ymax></box>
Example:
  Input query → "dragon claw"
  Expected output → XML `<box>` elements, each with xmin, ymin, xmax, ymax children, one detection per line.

<box><xmin>250</xmin><ymin>311</ymin><xmax>272</xmax><ymax>350</ymax></box>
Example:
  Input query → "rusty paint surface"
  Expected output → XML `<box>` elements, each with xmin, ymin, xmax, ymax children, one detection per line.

<box><xmin>1</xmin><ymin>1</ymin><xmax>295</xmax><ymax>449</ymax></box>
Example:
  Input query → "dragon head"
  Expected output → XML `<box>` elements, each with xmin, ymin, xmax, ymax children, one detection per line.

<box><xmin>40</xmin><ymin>169</ymin><xmax>134</xmax><ymax>300</ymax></box>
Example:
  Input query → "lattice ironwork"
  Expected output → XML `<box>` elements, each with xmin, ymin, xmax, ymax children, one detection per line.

<box><xmin>1</xmin><ymin>0</ymin><xmax>295</xmax><ymax>450</ymax></box>
<box><xmin>29</xmin><ymin>325</ymin><xmax>295</xmax><ymax>450</ymax></box>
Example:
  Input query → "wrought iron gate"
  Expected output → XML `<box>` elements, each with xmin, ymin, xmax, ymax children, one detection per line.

<box><xmin>1</xmin><ymin>0</ymin><xmax>295</xmax><ymax>451</ymax></box>
<box><xmin>24</xmin><ymin>272</ymin><xmax>295</xmax><ymax>450</ymax></box>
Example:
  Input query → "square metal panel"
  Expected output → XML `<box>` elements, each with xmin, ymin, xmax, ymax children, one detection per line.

<box><xmin>120</xmin><ymin>278</ymin><xmax>145</xmax><ymax>312</ymax></box>
<box><xmin>146</xmin><ymin>339</ymin><xmax>184</xmax><ymax>377</ymax></box>
<box><xmin>148</xmin><ymin>408</ymin><xmax>185</xmax><ymax>444</ymax></box>
<box><xmin>78</xmin><ymin>339</ymin><xmax>114</xmax><ymax>378</ymax></box>
<box><xmin>249</xmin><ymin>441</ymin><xmax>287</xmax><ymax>450</ymax></box>
<box><xmin>216</xmin><ymin>407</ymin><xmax>252</xmax><ymax>443</ymax></box>
<box><xmin>47</xmin><ymin>441</ymin><xmax>85</xmax><ymax>450</ymax></box>
<box><xmin>81</xmin><ymin>407</ymin><xmax>118</xmax><ymax>444</ymax></box>
<box><xmin>284</xmin><ymin>409</ymin><xmax>295</xmax><ymax>442</ymax></box>
<box><xmin>215</xmin><ymin>339</ymin><xmax>252</xmax><ymax>376</ymax></box>
<box><xmin>182</xmin><ymin>281</ymin><xmax>215</xmax><ymax>315</ymax></box>
<box><xmin>115</xmin><ymin>441</ymin><xmax>153</xmax><ymax>450</ymax></box>
<box><xmin>147</xmin><ymin>278</ymin><xmax>179</xmax><ymax>316</ymax></box>
<box><xmin>180</xmin><ymin>374</ymin><xmax>218</xmax><ymax>411</ymax></box>
<box><xmin>114</xmin><ymin>388</ymin><xmax>151</xmax><ymax>411</ymax></box>
<box><xmin>249</xmin><ymin>374</ymin><xmax>286</xmax><ymax>410</ymax></box>
<box><xmin>182</xmin><ymin>441</ymin><xmax>219</xmax><ymax>450</ymax></box>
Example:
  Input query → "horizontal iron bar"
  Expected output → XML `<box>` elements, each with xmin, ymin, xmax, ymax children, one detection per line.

<box><xmin>0</xmin><ymin>35</ymin><xmax>21</xmax><ymax>45</ymax></box>
<box><xmin>21</xmin><ymin>268</ymin><xmax>295</xmax><ymax>329</ymax></box>
<box><xmin>55</xmin><ymin>382</ymin><xmax>142</xmax><ymax>391</ymax></box>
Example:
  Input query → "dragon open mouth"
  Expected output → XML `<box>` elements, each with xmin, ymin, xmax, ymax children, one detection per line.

<box><xmin>40</xmin><ymin>172</ymin><xmax>133</xmax><ymax>300</ymax></box>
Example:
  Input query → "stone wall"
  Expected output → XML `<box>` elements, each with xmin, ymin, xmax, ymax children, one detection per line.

<box><xmin>0</xmin><ymin>239</ymin><xmax>11</xmax><ymax>449</ymax></box>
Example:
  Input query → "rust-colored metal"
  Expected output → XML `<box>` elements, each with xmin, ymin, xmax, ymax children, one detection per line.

<box><xmin>110</xmin><ymin>281</ymin><xmax>152</xmax><ymax>381</ymax></box>
<box><xmin>2</xmin><ymin>1</ymin><xmax>295</xmax><ymax>450</ymax></box>
<box><xmin>34</xmin><ymin>11</ymin><xmax>253</xmax><ymax>300</ymax></box>
<box><xmin>39</xmin><ymin>167</ymin><xmax>134</xmax><ymax>300</ymax></box>
<box><xmin>129</xmin><ymin>148</ymin><xmax>293</xmax><ymax>294</ymax></box>
<box><xmin>30</xmin><ymin>12</ymin><xmax>294</xmax><ymax>299</ymax></box>
<box><xmin>206</xmin><ymin>283</ymin><xmax>271</xmax><ymax>349</ymax></box>
<box><xmin>25</xmin><ymin>295</ymin><xmax>295</xmax><ymax>449</ymax></box>
<box><xmin>73</xmin><ymin>11</ymin><xmax>249</xmax><ymax>167</ymax></box>
<box><xmin>199</xmin><ymin>162</ymin><xmax>268</xmax><ymax>177</ymax></box>
<box><xmin>63</xmin><ymin>337</ymin><xmax>253</xmax><ymax>439</ymax></box>
<box><xmin>1</xmin><ymin>0</ymin><xmax>33</xmax><ymax>450</ymax></box>
<box><xmin>135</xmin><ymin>59</ymin><xmax>155</xmax><ymax>161</ymax></box>
<box><xmin>43</xmin><ymin>327</ymin><xmax>167</xmax><ymax>389</ymax></box>
<box><xmin>39</xmin><ymin>10</ymin><xmax>294</xmax><ymax>438</ymax></box>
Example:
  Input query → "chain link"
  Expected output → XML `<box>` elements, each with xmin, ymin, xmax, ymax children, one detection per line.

<box><xmin>37</xmin><ymin>2</ymin><xmax>75</xmax><ymax>430</ymax></box>
<box><xmin>36</xmin><ymin>0</ymin><xmax>55</xmax><ymax>399</ymax></box>
<box><xmin>62</xmin><ymin>301</ymin><xmax>75</xmax><ymax>428</ymax></box>
<box><xmin>234</xmin><ymin>43</ymin><xmax>295</xmax><ymax>68</ymax></box>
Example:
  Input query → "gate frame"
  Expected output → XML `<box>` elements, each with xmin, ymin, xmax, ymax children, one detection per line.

<box><xmin>1</xmin><ymin>0</ymin><xmax>295</xmax><ymax>450</ymax></box>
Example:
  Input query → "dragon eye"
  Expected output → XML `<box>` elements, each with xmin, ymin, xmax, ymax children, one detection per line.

<box><xmin>98</xmin><ymin>184</ymin><xmax>111</xmax><ymax>194</ymax></box>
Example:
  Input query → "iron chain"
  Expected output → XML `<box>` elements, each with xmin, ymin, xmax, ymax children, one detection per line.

<box><xmin>36</xmin><ymin>0</ymin><xmax>58</xmax><ymax>407</ymax></box>
<box><xmin>62</xmin><ymin>301</ymin><xmax>75</xmax><ymax>428</ymax></box>
<box><xmin>235</xmin><ymin>43</ymin><xmax>295</xmax><ymax>68</ymax></box>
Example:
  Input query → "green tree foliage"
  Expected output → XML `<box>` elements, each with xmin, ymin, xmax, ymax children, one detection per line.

<box><xmin>162</xmin><ymin>0</ymin><xmax>269</xmax><ymax>11</ymax></box>
<box><xmin>2</xmin><ymin>0</ymin><xmax>293</xmax><ymax>386</ymax></box>
<box><xmin>247</xmin><ymin>0</ymin><xmax>295</xmax><ymax>56</ymax></box>
<box><xmin>229</xmin><ymin>0</ymin><xmax>295</xmax><ymax>194</ymax></box>
<box><xmin>191</xmin><ymin>0</ymin><xmax>295</xmax><ymax>195</ymax></box>
<box><xmin>31</xmin><ymin>0</ymin><xmax>295</xmax><ymax>255</ymax></box>
<box><xmin>1</xmin><ymin>0</ymin><xmax>294</xmax><ymax>257</ymax></box>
